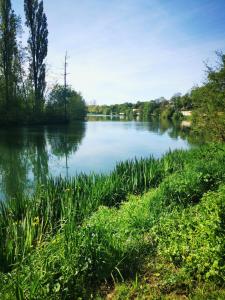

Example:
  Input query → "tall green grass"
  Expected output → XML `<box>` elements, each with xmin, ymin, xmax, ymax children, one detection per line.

<box><xmin>0</xmin><ymin>151</ymin><xmax>186</xmax><ymax>271</ymax></box>
<box><xmin>0</xmin><ymin>144</ymin><xmax>225</xmax><ymax>299</ymax></box>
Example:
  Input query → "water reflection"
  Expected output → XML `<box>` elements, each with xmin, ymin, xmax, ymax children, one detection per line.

<box><xmin>0</xmin><ymin>118</ymin><xmax>192</xmax><ymax>200</ymax></box>
<box><xmin>145</xmin><ymin>118</ymin><xmax>191</xmax><ymax>142</ymax></box>
<box><xmin>0</xmin><ymin>122</ymin><xmax>86</xmax><ymax>200</ymax></box>
<box><xmin>0</xmin><ymin>128</ymin><xmax>30</xmax><ymax>199</ymax></box>
<box><xmin>88</xmin><ymin>116</ymin><xmax>192</xmax><ymax>142</ymax></box>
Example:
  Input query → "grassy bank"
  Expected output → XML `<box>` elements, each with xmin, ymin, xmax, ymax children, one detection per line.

<box><xmin>0</xmin><ymin>144</ymin><xmax>225</xmax><ymax>299</ymax></box>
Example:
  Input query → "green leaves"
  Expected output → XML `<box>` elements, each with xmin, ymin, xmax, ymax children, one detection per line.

<box><xmin>191</xmin><ymin>53</ymin><xmax>225</xmax><ymax>142</ymax></box>
<box><xmin>154</xmin><ymin>185</ymin><xmax>225</xmax><ymax>283</ymax></box>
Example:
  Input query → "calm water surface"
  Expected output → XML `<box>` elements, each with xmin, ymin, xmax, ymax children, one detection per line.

<box><xmin>0</xmin><ymin>117</ymin><xmax>191</xmax><ymax>200</ymax></box>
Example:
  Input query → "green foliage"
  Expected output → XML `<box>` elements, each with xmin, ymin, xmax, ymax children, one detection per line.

<box><xmin>24</xmin><ymin>0</ymin><xmax>48</xmax><ymax>114</ymax></box>
<box><xmin>153</xmin><ymin>185</ymin><xmax>225</xmax><ymax>283</ymax></box>
<box><xmin>46</xmin><ymin>84</ymin><xmax>86</xmax><ymax>122</ymax></box>
<box><xmin>0</xmin><ymin>144</ymin><xmax>225</xmax><ymax>299</ymax></box>
<box><xmin>0</xmin><ymin>0</ymin><xmax>23</xmax><ymax>122</ymax></box>
<box><xmin>191</xmin><ymin>53</ymin><xmax>225</xmax><ymax>142</ymax></box>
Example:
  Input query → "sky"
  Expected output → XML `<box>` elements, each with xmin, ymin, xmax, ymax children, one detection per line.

<box><xmin>12</xmin><ymin>0</ymin><xmax>225</xmax><ymax>104</ymax></box>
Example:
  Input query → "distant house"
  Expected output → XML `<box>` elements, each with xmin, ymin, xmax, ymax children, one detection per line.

<box><xmin>181</xmin><ymin>110</ymin><xmax>192</xmax><ymax>117</ymax></box>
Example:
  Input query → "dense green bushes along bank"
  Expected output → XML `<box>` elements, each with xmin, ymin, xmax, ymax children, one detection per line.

<box><xmin>0</xmin><ymin>144</ymin><xmax>225</xmax><ymax>299</ymax></box>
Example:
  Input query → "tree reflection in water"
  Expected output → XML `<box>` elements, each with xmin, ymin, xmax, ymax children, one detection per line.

<box><xmin>0</xmin><ymin>122</ymin><xmax>86</xmax><ymax>200</ymax></box>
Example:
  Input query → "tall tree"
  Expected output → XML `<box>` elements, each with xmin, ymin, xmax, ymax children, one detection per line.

<box><xmin>0</xmin><ymin>0</ymin><xmax>18</xmax><ymax>108</ymax></box>
<box><xmin>24</xmin><ymin>0</ymin><xmax>48</xmax><ymax>114</ymax></box>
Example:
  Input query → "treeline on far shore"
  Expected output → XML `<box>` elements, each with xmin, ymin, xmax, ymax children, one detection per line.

<box><xmin>88</xmin><ymin>92</ymin><xmax>192</xmax><ymax>121</ymax></box>
<box><xmin>0</xmin><ymin>0</ymin><xmax>87</xmax><ymax>126</ymax></box>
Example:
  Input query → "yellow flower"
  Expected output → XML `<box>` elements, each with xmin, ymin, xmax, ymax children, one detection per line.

<box><xmin>33</xmin><ymin>216</ymin><xmax>40</xmax><ymax>226</ymax></box>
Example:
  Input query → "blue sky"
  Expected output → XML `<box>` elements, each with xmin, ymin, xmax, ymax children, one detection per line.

<box><xmin>12</xmin><ymin>0</ymin><xmax>225</xmax><ymax>104</ymax></box>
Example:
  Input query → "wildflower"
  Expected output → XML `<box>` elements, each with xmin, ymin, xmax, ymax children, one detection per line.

<box><xmin>33</xmin><ymin>216</ymin><xmax>40</xmax><ymax>226</ymax></box>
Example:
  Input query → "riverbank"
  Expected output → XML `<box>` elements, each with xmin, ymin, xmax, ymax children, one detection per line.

<box><xmin>0</xmin><ymin>144</ymin><xmax>225</xmax><ymax>299</ymax></box>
